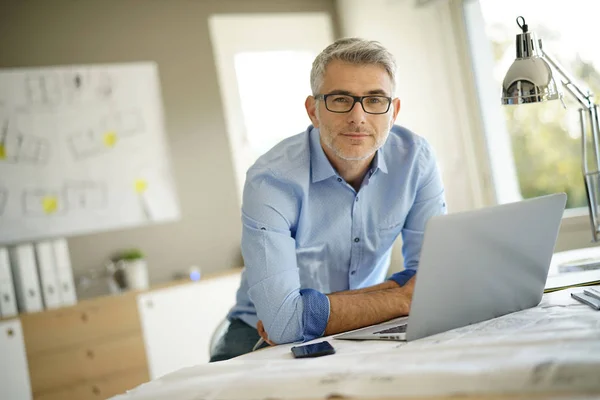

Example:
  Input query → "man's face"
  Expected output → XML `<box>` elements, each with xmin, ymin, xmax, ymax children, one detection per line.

<box><xmin>306</xmin><ymin>60</ymin><xmax>401</xmax><ymax>162</ymax></box>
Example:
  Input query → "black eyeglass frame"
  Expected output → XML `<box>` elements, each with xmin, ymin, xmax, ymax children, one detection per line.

<box><xmin>314</xmin><ymin>93</ymin><xmax>393</xmax><ymax>115</ymax></box>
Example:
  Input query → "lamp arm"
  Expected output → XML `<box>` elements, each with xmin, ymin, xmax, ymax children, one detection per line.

<box><xmin>541</xmin><ymin>45</ymin><xmax>600</xmax><ymax>241</ymax></box>
<box><xmin>541</xmin><ymin>47</ymin><xmax>594</xmax><ymax>109</ymax></box>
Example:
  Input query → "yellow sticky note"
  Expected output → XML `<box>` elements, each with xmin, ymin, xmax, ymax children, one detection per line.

<box><xmin>42</xmin><ymin>196</ymin><xmax>58</xmax><ymax>214</ymax></box>
<box><xmin>135</xmin><ymin>179</ymin><xmax>148</xmax><ymax>194</ymax></box>
<box><xmin>103</xmin><ymin>131</ymin><xmax>118</xmax><ymax>147</ymax></box>
<box><xmin>0</xmin><ymin>144</ymin><xmax>5</xmax><ymax>159</ymax></box>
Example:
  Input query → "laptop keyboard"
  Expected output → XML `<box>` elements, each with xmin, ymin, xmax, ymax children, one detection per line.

<box><xmin>373</xmin><ymin>324</ymin><xmax>407</xmax><ymax>334</ymax></box>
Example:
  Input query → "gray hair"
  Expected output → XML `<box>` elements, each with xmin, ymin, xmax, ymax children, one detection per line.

<box><xmin>310</xmin><ymin>38</ymin><xmax>397</xmax><ymax>96</ymax></box>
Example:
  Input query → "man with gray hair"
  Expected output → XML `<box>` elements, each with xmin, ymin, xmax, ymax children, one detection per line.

<box><xmin>210</xmin><ymin>38</ymin><xmax>446</xmax><ymax>361</ymax></box>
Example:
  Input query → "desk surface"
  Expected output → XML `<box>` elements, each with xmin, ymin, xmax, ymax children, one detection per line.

<box><xmin>112</xmin><ymin>288</ymin><xmax>600</xmax><ymax>400</ymax></box>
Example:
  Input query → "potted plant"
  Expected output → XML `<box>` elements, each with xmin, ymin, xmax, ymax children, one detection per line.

<box><xmin>112</xmin><ymin>248</ymin><xmax>149</xmax><ymax>291</ymax></box>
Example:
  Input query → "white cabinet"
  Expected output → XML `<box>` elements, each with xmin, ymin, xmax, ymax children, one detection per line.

<box><xmin>137</xmin><ymin>272</ymin><xmax>241</xmax><ymax>379</ymax></box>
<box><xmin>0</xmin><ymin>319</ymin><xmax>32</xmax><ymax>400</ymax></box>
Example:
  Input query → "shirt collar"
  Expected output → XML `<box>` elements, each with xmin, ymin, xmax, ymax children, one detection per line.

<box><xmin>372</xmin><ymin>143</ymin><xmax>388</xmax><ymax>175</ymax></box>
<box><xmin>309</xmin><ymin>125</ymin><xmax>389</xmax><ymax>183</ymax></box>
<box><xmin>310</xmin><ymin>126</ymin><xmax>338</xmax><ymax>183</ymax></box>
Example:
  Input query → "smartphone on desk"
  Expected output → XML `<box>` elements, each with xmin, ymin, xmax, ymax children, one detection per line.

<box><xmin>291</xmin><ymin>341</ymin><xmax>336</xmax><ymax>359</ymax></box>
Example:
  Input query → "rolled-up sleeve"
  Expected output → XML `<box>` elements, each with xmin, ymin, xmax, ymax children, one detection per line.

<box><xmin>401</xmin><ymin>140</ymin><xmax>447</xmax><ymax>270</ymax></box>
<box><xmin>241</xmin><ymin>169</ymin><xmax>329</xmax><ymax>344</ymax></box>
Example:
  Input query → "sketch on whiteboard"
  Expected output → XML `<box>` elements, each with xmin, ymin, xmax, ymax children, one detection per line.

<box><xmin>23</xmin><ymin>70</ymin><xmax>115</xmax><ymax>109</ymax></box>
<box><xmin>68</xmin><ymin>128</ymin><xmax>105</xmax><ymax>159</ymax></box>
<box><xmin>26</xmin><ymin>74</ymin><xmax>62</xmax><ymax>106</ymax></box>
<box><xmin>22</xmin><ymin>181</ymin><xmax>107</xmax><ymax>217</ymax></box>
<box><xmin>62</xmin><ymin>70</ymin><xmax>91</xmax><ymax>104</ymax></box>
<box><xmin>68</xmin><ymin>109</ymin><xmax>144</xmax><ymax>160</ymax></box>
<box><xmin>0</xmin><ymin>118</ymin><xmax>50</xmax><ymax>165</ymax></box>
<box><xmin>19</xmin><ymin>134</ymin><xmax>50</xmax><ymax>165</ymax></box>
<box><xmin>64</xmin><ymin>181</ymin><xmax>107</xmax><ymax>210</ymax></box>
<box><xmin>0</xmin><ymin>63</ymin><xmax>180</xmax><ymax>244</ymax></box>
<box><xmin>0</xmin><ymin>187</ymin><xmax>7</xmax><ymax>216</ymax></box>
<box><xmin>22</xmin><ymin>188</ymin><xmax>66</xmax><ymax>216</ymax></box>
<box><xmin>95</xmin><ymin>71</ymin><xmax>114</xmax><ymax>100</ymax></box>
<box><xmin>99</xmin><ymin>109</ymin><xmax>144</xmax><ymax>137</ymax></box>
<box><xmin>61</xmin><ymin>70</ymin><xmax>115</xmax><ymax>105</ymax></box>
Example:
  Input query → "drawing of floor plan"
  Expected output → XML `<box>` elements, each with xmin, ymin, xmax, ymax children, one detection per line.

<box><xmin>64</xmin><ymin>181</ymin><xmax>107</xmax><ymax>210</ymax></box>
<box><xmin>22</xmin><ymin>189</ymin><xmax>66</xmax><ymax>216</ymax></box>
<box><xmin>68</xmin><ymin>109</ymin><xmax>144</xmax><ymax>159</ymax></box>
<box><xmin>94</xmin><ymin>71</ymin><xmax>114</xmax><ymax>100</ymax></box>
<box><xmin>21</xmin><ymin>181</ymin><xmax>108</xmax><ymax>217</ymax></box>
<box><xmin>68</xmin><ymin>128</ymin><xmax>103</xmax><ymax>159</ymax></box>
<box><xmin>99</xmin><ymin>109</ymin><xmax>144</xmax><ymax>137</ymax></box>
<box><xmin>18</xmin><ymin>134</ymin><xmax>50</xmax><ymax>164</ymax></box>
<box><xmin>61</xmin><ymin>70</ymin><xmax>115</xmax><ymax>105</ymax></box>
<box><xmin>26</xmin><ymin>74</ymin><xmax>62</xmax><ymax>106</ymax></box>
<box><xmin>0</xmin><ymin>117</ymin><xmax>50</xmax><ymax>165</ymax></box>
<box><xmin>62</xmin><ymin>70</ymin><xmax>91</xmax><ymax>104</ymax></box>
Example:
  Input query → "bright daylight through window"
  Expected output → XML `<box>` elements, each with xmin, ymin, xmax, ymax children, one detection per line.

<box><xmin>479</xmin><ymin>0</ymin><xmax>600</xmax><ymax>209</ymax></box>
<box><xmin>234</xmin><ymin>51</ymin><xmax>314</xmax><ymax>165</ymax></box>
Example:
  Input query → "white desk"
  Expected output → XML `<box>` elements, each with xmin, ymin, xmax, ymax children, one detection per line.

<box><xmin>111</xmin><ymin>288</ymin><xmax>600</xmax><ymax>400</ymax></box>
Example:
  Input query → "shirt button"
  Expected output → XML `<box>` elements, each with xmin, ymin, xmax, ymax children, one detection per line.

<box><xmin>355</xmin><ymin>197</ymin><xmax>358</xmax><ymax>202</ymax></box>
<box><xmin>350</xmin><ymin>271</ymin><xmax>356</xmax><ymax>275</ymax></box>
<box><xmin>337</xmin><ymin>177</ymin><xmax>342</xmax><ymax>182</ymax></box>
<box><xmin>354</xmin><ymin>237</ymin><xmax>360</xmax><ymax>243</ymax></box>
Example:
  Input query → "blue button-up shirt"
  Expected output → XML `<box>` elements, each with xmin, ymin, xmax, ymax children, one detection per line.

<box><xmin>228</xmin><ymin>124</ymin><xmax>447</xmax><ymax>344</ymax></box>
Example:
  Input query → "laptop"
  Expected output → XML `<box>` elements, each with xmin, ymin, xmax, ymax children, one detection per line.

<box><xmin>334</xmin><ymin>193</ymin><xmax>567</xmax><ymax>342</ymax></box>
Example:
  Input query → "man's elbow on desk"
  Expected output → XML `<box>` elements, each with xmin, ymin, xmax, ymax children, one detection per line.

<box><xmin>257</xmin><ymin>288</ymin><xmax>330</xmax><ymax>345</ymax></box>
<box><xmin>258</xmin><ymin>320</ymin><xmax>301</xmax><ymax>346</ymax></box>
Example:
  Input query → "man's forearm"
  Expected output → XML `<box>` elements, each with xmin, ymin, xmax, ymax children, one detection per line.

<box><xmin>323</xmin><ymin>278</ymin><xmax>414</xmax><ymax>336</ymax></box>
<box><xmin>332</xmin><ymin>280</ymin><xmax>399</xmax><ymax>295</ymax></box>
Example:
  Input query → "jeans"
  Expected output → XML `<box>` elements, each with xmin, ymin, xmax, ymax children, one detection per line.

<box><xmin>209</xmin><ymin>318</ymin><xmax>269</xmax><ymax>362</ymax></box>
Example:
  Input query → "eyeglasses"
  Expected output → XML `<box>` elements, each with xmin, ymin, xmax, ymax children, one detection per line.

<box><xmin>315</xmin><ymin>93</ymin><xmax>392</xmax><ymax>115</ymax></box>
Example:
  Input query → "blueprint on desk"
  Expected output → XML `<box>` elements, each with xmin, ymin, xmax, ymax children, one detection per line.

<box><xmin>111</xmin><ymin>289</ymin><xmax>600</xmax><ymax>400</ymax></box>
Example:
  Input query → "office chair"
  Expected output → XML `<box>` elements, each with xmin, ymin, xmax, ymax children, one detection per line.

<box><xmin>208</xmin><ymin>318</ymin><xmax>231</xmax><ymax>358</ymax></box>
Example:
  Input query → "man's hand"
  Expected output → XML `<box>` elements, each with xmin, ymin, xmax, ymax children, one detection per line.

<box><xmin>256</xmin><ymin>320</ymin><xmax>275</xmax><ymax>346</ymax></box>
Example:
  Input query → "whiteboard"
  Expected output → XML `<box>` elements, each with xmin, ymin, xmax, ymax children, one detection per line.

<box><xmin>0</xmin><ymin>63</ymin><xmax>180</xmax><ymax>244</ymax></box>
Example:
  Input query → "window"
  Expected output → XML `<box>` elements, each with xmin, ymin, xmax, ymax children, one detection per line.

<box><xmin>209</xmin><ymin>13</ymin><xmax>334</xmax><ymax>202</ymax></box>
<box><xmin>234</xmin><ymin>50</ymin><xmax>315</xmax><ymax>159</ymax></box>
<box><xmin>465</xmin><ymin>0</ymin><xmax>600</xmax><ymax>210</ymax></box>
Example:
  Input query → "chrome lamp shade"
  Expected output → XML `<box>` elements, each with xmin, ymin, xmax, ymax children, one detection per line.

<box><xmin>501</xmin><ymin>57</ymin><xmax>560</xmax><ymax>105</ymax></box>
<box><xmin>501</xmin><ymin>17</ymin><xmax>600</xmax><ymax>242</ymax></box>
<box><xmin>501</xmin><ymin>22</ymin><xmax>561</xmax><ymax>105</ymax></box>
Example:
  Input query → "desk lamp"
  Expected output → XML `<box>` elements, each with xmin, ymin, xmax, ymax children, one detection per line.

<box><xmin>501</xmin><ymin>16</ymin><xmax>600</xmax><ymax>242</ymax></box>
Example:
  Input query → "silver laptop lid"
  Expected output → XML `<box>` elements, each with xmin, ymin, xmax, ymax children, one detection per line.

<box><xmin>405</xmin><ymin>193</ymin><xmax>567</xmax><ymax>341</ymax></box>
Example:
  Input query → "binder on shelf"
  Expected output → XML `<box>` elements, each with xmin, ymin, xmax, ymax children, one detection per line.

<box><xmin>0</xmin><ymin>248</ymin><xmax>18</xmax><ymax>318</ymax></box>
<box><xmin>34</xmin><ymin>241</ymin><xmax>62</xmax><ymax>309</ymax></box>
<box><xmin>9</xmin><ymin>244</ymin><xmax>43</xmax><ymax>313</ymax></box>
<box><xmin>52</xmin><ymin>239</ymin><xmax>77</xmax><ymax>306</ymax></box>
